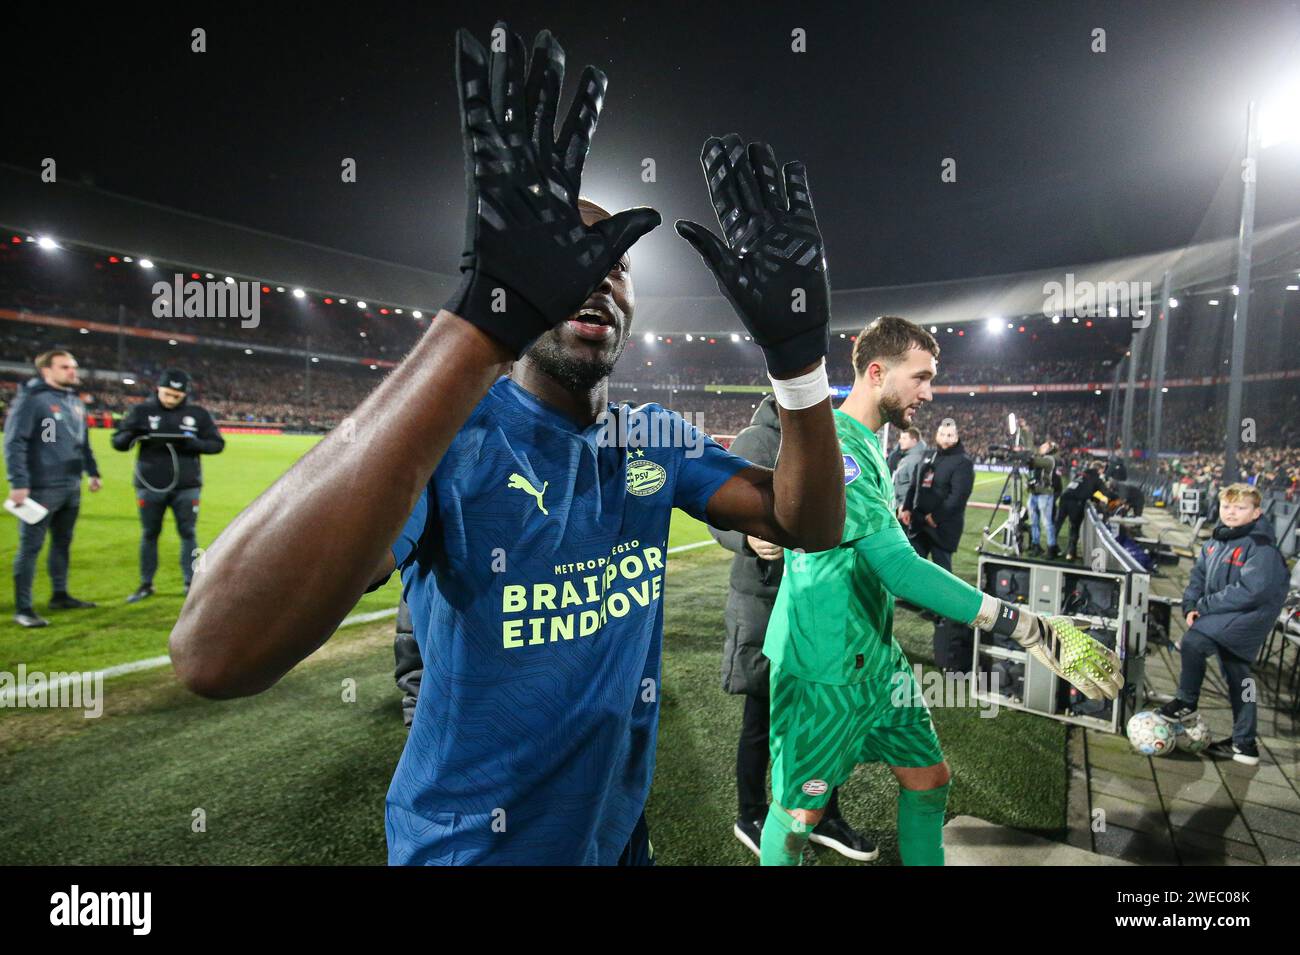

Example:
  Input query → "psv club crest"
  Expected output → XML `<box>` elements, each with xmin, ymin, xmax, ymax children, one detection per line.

<box><xmin>625</xmin><ymin>450</ymin><xmax>666</xmax><ymax>497</ymax></box>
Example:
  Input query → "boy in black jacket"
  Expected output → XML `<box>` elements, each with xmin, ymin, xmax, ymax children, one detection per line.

<box><xmin>112</xmin><ymin>370</ymin><xmax>224</xmax><ymax>601</ymax></box>
<box><xmin>1157</xmin><ymin>484</ymin><xmax>1289</xmax><ymax>764</ymax></box>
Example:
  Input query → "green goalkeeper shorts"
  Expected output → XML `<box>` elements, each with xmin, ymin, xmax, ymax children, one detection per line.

<box><xmin>768</xmin><ymin>654</ymin><xmax>945</xmax><ymax>811</ymax></box>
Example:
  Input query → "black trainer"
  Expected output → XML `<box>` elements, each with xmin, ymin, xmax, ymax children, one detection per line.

<box><xmin>810</xmin><ymin>816</ymin><xmax>879</xmax><ymax>862</ymax></box>
<box><xmin>1206</xmin><ymin>739</ymin><xmax>1260</xmax><ymax>766</ymax></box>
<box><xmin>48</xmin><ymin>592</ymin><xmax>96</xmax><ymax>610</ymax></box>
<box><xmin>1156</xmin><ymin>698</ymin><xmax>1198</xmax><ymax>725</ymax></box>
<box><xmin>14</xmin><ymin>609</ymin><xmax>49</xmax><ymax>628</ymax></box>
<box><xmin>733</xmin><ymin>818</ymin><xmax>763</xmax><ymax>858</ymax></box>
<box><xmin>125</xmin><ymin>584</ymin><xmax>155</xmax><ymax>604</ymax></box>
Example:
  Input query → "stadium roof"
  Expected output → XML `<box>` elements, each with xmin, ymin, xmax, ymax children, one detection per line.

<box><xmin>5</xmin><ymin>161</ymin><xmax>1300</xmax><ymax>335</ymax></box>
<box><xmin>0</xmin><ymin>163</ymin><xmax>459</xmax><ymax>312</ymax></box>
<box><xmin>639</xmin><ymin>214</ymin><xmax>1300</xmax><ymax>334</ymax></box>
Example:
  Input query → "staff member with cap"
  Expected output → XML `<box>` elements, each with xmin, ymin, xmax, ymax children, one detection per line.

<box><xmin>112</xmin><ymin>369</ymin><xmax>224</xmax><ymax>601</ymax></box>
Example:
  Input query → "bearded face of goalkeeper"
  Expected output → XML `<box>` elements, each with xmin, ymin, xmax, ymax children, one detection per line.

<box><xmin>850</xmin><ymin>316</ymin><xmax>940</xmax><ymax>429</ymax></box>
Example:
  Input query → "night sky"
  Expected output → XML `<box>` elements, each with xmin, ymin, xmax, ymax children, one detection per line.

<box><xmin>7</xmin><ymin>1</ymin><xmax>1300</xmax><ymax>298</ymax></box>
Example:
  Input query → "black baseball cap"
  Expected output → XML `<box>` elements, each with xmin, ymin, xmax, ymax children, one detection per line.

<box><xmin>160</xmin><ymin>369</ymin><xmax>190</xmax><ymax>393</ymax></box>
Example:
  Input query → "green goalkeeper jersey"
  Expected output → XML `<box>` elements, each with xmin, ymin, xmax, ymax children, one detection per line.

<box><xmin>764</xmin><ymin>409</ymin><xmax>984</xmax><ymax>685</ymax></box>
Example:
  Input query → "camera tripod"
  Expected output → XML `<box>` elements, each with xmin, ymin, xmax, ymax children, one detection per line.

<box><xmin>980</xmin><ymin>460</ymin><xmax>1029</xmax><ymax>556</ymax></box>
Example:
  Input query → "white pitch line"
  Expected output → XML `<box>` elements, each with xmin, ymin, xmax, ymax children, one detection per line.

<box><xmin>3</xmin><ymin>539</ymin><xmax>727</xmax><ymax>695</ymax></box>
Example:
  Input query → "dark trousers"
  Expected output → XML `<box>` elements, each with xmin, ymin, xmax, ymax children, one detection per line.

<box><xmin>1177</xmin><ymin>629</ymin><xmax>1259</xmax><ymax>746</ymax></box>
<box><xmin>1056</xmin><ymin>499</ymin><xmax>1085</xmax><ymax>558</ymax></box>
<box><xmin>13</xmin><ymin>485</ymin><xmax>80</xmax><ymax>611</ymax></box>
<box><xmin>137</xmin><ymin>485</ymin><xmax>201</xmax><ymax>586</ymax></box>
<box><xmin>911</xmin><ymin>532</ymin><xmax>953</xmax><ymax>573</ymax></box>
<box><xmin>737</xmin><ymin>690</ymin><xmax>842</xmax><ymax>822</ymax></box>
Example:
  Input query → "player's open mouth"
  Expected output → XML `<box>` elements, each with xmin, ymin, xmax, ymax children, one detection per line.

<box><xmin>566</xmin><ymin>306</ymin><xmax>616</xmax><ymax>341</ymax></box>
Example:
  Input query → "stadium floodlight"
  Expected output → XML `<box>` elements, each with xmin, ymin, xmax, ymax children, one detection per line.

<box><xmin>1261</xmin><ymin>76</ymin><xmax>1300</xmax><ymax>148</ymax></box>
<box><xmin>292</xmin><ymin>288</ymin><xmax>306</xmax><ymax>299</ymax></box>
<box><xmin>356</xmin><ymin>301</ymin><xmax>367</xmax><ymax>309</ymax></box>
<box><xmin>730</xmin><ymin>332</ymin><xmax>740</xmax><ymax>342</ymax></box>
<box><xmin>986</xmin><ymin>317</ymin><xmax>1002</xmax><ymax>333</ymax></box>
<box><xmin>36</xmin><ymin>236</ymin><xmax>58</xmax><ymax>250</ymax></box>
<box><xmin>412</xmin><ymin>310</ymin><xmax>422</xmax><ymax>318</ymax></box>
<box><xmin>139</xmin><ymin>258</ymin><xmax>155</xmax><ymax>269</ymax></box>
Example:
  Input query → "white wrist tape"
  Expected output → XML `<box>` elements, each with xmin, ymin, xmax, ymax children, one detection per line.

<box><xmin>767</xmin><ymin>358</ymin><xmax>830</xmax><ymax>411</ymax></box>
<box><xmin>972</xmin><ymin>592</ymin><xmax>1002</xmax><ymax>630</ymax></box>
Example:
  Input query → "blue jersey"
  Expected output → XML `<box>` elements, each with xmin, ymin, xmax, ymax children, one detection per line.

<box><xmin>384</xmin><ymin>376</ymin><xmax>751</xmax><ymax>864</ymax></box>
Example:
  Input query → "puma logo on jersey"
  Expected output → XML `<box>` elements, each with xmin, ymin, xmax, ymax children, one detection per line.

<box><xmin>507</xmin><ymin>473</ymin><xmax>549</xmax><ymax>515</ymax></box>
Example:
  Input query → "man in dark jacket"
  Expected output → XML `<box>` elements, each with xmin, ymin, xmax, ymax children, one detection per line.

<box><xmin>112</xmin><ymin>369</ymin><xmax>224</xmax><ymax>601</ymax></box>
<box><xmin>394</xmin><ymin>599</ymin><xmax>422</xmax><ymax>728</ymax></box>
<box><xmin>1055</xmin><ymin>460</ymin><xmax>1114</xmax><ymax>561</ymax></box>
<box><xmin>891</xmin><ymin>426</ymin><xmax>927</xmax><ymax>512</ymax></box>
<box><xmin>1157</xmin><ymin>483</ymin><xmax>1289</xmax><ymax>765</ymax></box>
<box><xmin>1024</xmin><ymin>439</ymin><xmax>1059</xmax><ymax>559</ymax></box>
<box><xmin>708</xmin><ymin>396</ymin><xmax>875</xmax><ymax>862</ymax></box>
<box><xmin>900</xmin><ymin>419</ymin><xmax>973</xmax><ymax>574</ymax></box>
<box><xmin>4</xmin><ymin>350</ymin><xmax>102</xmax><ymax>627</ymax></box>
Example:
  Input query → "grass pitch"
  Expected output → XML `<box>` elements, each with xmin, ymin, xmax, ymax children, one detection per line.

<box><xmin>0</xmin><ymin>437</ymin><xmax>1065</xmax><ymax>865</ymax></box>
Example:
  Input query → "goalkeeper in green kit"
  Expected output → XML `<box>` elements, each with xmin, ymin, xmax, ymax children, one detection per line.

<box><xmin>759</xmin><ymin>316</ymin><xmax>1123</xmax><ymax>866</ymax></box>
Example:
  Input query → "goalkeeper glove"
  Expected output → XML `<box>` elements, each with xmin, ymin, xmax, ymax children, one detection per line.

<box><xmin>675</xmin><ymin>136</ymin><xmax>830</xmax><ymax>377</ymax></box>
<box><xmin>976</xmin><ymin>596</ymin><xmax>1124</xmax><ymax>701</ymax></box>
<box><xmin>445</xmin><ymin>22</ymin><xmax>661</xmax><ymax>356</ymax></box>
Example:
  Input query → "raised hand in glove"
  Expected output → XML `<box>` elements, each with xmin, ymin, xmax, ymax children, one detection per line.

<box><xmin>445</xmin><ymin>22</ymin><xmax>661</xmax><ymax>355</ymax></box>
<box><xmin>976</xmin><ymin>597</ymin><xmax>1124</xmax><ymax>701</ymax></box>
<box><xmin>676</xmin><ymin>136</ymin><xmax>830</xmax><ymax>377</ymax></box>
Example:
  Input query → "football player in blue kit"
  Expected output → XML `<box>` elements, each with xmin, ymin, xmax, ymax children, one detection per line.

<box><xmin>170</xmin><ymin>22</ymin><xmax>845</xmax><ymax>865</ymax></box>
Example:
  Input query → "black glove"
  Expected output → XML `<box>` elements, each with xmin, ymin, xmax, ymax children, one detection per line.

<box><xmin>445</xmin><ymin>23</ymin><xmax>661</xmax><ymax>355</ymax></box>
<box><xmin>676</xmin><ymin>136</ymin><xmax>830</xmax><ymax>376</ymax></box>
